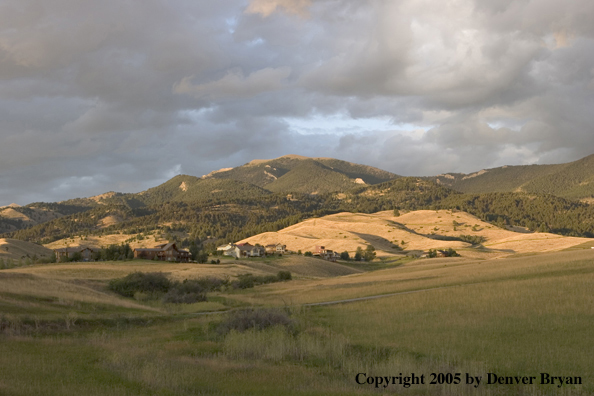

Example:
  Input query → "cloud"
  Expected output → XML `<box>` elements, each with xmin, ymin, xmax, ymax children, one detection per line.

<box><xmin>246</xmin><ymin>0</ymin><xmax>311</xmax><ymax>17</ymax></box>
<box><xmin>1</xmin><ymin>0</ymin><xmax>594</xmax><ymax>205</ymax></box>
<box><xmin>174</xmin><ymin>67</ymin><xmax>292</xmax><ymax>100</ymax></box>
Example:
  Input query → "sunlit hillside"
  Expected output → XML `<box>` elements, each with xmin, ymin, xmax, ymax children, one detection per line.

<box><xmin>0</xmin><ymin>238</ymin><xmax>53</xmax><ymax>261</ymax></box>
<box><xmin>239</xmin><ymin>210</ymin><xmax>594</xmax><ymax>259</ymax></box>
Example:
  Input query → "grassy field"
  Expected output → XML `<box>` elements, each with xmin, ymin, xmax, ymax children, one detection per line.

<box><xmin>0</xmin><ymin>250</ymin><xmax>592</xmax><ymax>395</ymax></box>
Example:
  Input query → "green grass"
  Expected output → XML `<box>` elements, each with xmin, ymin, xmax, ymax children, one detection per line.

<box><xmin>0</xmin><ymin>252</ymin><xmax>592</xmax><ymax>395</ymax></box>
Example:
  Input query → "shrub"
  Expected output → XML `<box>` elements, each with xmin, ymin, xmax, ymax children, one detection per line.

<box><xmin>218</xmin><ymin>308</ymin><xmax>297</xmax><ymax>335</ymax></box>
<box><xmin>194</xmin><ymin>277</ymin><xmax>228</xmax><ymax>292</ymax></box>
<box><xmin>234</xmin><ymin>274</ymin><xmax>255</xmax><ymax>289</ymax></box>
<box><xmin>162</xmin><ymin>280</ymin><xmax>207</xmax><ymax>304</ymax></box>
<box><xmin>458</xmin><ymin>235</ymin><xmax>486</xmax><ymax>245</ymax></box>
<box><xmin>304</xmin><ymin>251</ymin><xmax>313</xmax><ymax>257</ymax></box>
<box><xmin>109</xmin><ymin>272</ymin><xmax>171</xmax><ymax>297</ymax></box>
<box><xmin>277</xmin><ymin>270</ymin><xmax>292</xmax><ymax>281</ymax></box>
<box><xmin>340</xmin><ymin>251</ymin><xmax>350</xmax><ymax>260</ymax></box>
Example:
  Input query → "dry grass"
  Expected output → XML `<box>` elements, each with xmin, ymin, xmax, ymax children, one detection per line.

<box><xmin>0</xmin><ymin>272</ymin><xmax>160</xmax><ymax>314</ymax></box>
<box><xmin>0</xmin><ymin>206</ymin><xmax>62</xmax><ymax>225</ymax></box>
<box><xmin>238</xmin><ymin>255</ymin><xmax>361</xmax><ymax>279</ymax></box>
<box><xmin>239</xmin><ymin>210</ymin><xmax>594</xmax><ymax>259</ymax></box>
<box><xmin>43</xmin><ymin>233</ymin><xmax>186</xmax><ymax>250</ymax></box>
<box><xmin>6</xmin><ymin>261</ymin><xmax>273</xmax><ymax>281</ymax></box>
<box><xmin>0</xmin><ymin>238</ymin><xmax>53</xmax><ymax>260</ymax></box>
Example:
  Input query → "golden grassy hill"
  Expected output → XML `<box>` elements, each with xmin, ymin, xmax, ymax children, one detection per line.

<box><xmin>0</xmin><ymin>238</ymin><xmax>53</xmax><ymax>260</ymax></box>
<box><xmin>239</xmin><ymin>210</ymin><xmax>594</xmax><ymax>259</ymax></box>
<box><xmin>43</xmin><ymin>233</ymin><xmax>184</xmax><ymax>250</ymax></box>
<box><xmin>0</xmin><ymin>206</ymin><xmax>62</xmax><ymax>224</ymax></box>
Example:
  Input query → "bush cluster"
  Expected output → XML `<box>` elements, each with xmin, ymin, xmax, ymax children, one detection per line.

<box><xmin>457</xmin><ymin>234</ymin><xmax>487</xmax><ymax>245</ymax></box>
<box><xmin>232</xmin><ymin>271</ymin><xmax>292</xmax><ymax>289</ymax></box>
<box><xmin>108</xmin><ymin>272</ymin><xmax>171</xmax><ymax>298</ymax></box>
<box><xmin>109</xmin><ymin>271</ymin><xmax>293</xmax><ymax>303</ymax></box>
<box><xmin>218</xmin><ymin>308</ymin><xmax>297</xmax><ymax>335</ymax></box>
<box><xmin>109</xmin><ymin>272</ymin><xmax>209</xmax><ymax>304</ymax></box>
<box><xmin>161</xmin><ymin>279</ymin><xmax>207</xmax><ymax>304</ymax></box>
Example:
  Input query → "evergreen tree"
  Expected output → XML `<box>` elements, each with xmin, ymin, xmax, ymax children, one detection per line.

<box><xmin>354</xmin><ymin>247</ymin><xmax>363</xmax><ymax>261</ymax></box>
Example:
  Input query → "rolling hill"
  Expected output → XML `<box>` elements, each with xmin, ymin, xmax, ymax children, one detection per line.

<box><xmin>0</xmin><ymin>238</ymin><xmax>53</xmax><ymax>261</ymax></box>
<box><xmin>239</xmin><ymin>210</ymin><xmax>594</xmax><ymax>259</ymax></box>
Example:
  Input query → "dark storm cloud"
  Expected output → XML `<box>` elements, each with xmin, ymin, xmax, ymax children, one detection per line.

<box><xmin>0</xmin><ymin>0</ymin><xmax>593</xmax><ymax>204</ymax></box>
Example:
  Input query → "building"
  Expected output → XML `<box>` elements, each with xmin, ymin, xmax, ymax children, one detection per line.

<box><xmin>54</xmin><ymin>247</ymin><xmax>95</xmax><ymax>261</ymax></box>
<box><xmin>217</xmin><ymin>243</ymin><xmax>241</xmax><ymax>259</ymax></box>
<box><xmin>218</xmin><ymin>242</ymin><xmax>265</xmax><ymax>258</ymax></box>
<box><xmin>133</xmin><ymin>243</ymin><xmax>191</xmax><ymax>262</ymax></box>
<box><xmin>314</xmin><ymin>245</ymin><xmax>338</xmax><ymax>261</ymax></box>
<box><xmin>265</xmin><ymin>243</ymin><xmax>287</xmax><ymax>255</ymax></box>
<box><xmin>236</xmin><ymin>243</ymin><xmax>265</xmax><ymax>257</ymax></box>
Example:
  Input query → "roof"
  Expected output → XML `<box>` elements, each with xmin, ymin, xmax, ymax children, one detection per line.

<box><xmin>237</xmin><ymin>245</ymin><xmax>258</xmax><ymax>251</ymax></box>
<box><xmin>135</xmin><ymin>243</ymin><xmax>179</xmax><ymax>253</ymax></box>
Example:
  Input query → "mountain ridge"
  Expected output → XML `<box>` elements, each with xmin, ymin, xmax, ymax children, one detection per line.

<box><xmin>4</xmin><ymin>153</ymin><xmax>594</xmax><ymax>250</ymax></box>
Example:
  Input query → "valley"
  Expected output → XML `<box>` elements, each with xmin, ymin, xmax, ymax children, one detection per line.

<box><xmin>1</xmin><ymin>248</ymin><xmax>592</xmax><ymax>395</ymax></box>
<box><xmin>1</xmin><ymin>154</ymin><xmax>594</xmax><ymax>395</ymax></box>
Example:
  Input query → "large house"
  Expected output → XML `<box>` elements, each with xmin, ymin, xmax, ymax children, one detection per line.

<box><xmin>54</xmin><ymin>247</ymin><xmax>95</xmax><ymax>261</ymax></box>
<box><xmin>237</xmin><ymin>243</ymin><xmax>265</xmax><ymax>257</ymax></box>
<box><xmin>217</xmin><ymin>242</ymin><xmax>265</xmax><ymax>258</ymax></box>
<box><xmin>217</xmin><ymin>243</ymin><xmax>241</xmax><ymax>258</ymax></box>
<box><xmin>133</xmin><ymin>243</ymin><xmax>191</xmax><ymax>262</ymax></box>
<box><xmin>314</xmin><ymin>245</ymin><xmax>339</xmax><ymax>262</ymax></box>
<box><xmin>265</xmin><ymin>243</ymin><xmax>286</xmax><ymax>255</ymax></box>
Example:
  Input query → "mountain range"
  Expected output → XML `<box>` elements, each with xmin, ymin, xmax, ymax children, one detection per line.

<box><xmin>3</xmin><ymin>153</ymin><xmax>594</xmax><ymax>246</ymax></box>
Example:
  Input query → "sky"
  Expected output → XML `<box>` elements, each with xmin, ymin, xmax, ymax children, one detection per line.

<box><xmin>1</xmin><ymin>0</ymin><xmax>594</xmax><ymax>205</ymax></box>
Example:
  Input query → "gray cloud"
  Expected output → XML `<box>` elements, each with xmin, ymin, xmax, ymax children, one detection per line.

<box><xmin>1</xmin><ymin>0</ymin><xmax>593</xmax><ymax>205</ymax></box>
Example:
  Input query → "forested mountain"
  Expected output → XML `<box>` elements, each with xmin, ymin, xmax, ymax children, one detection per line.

<box><xmin>130</xmin><ymin>175</ymin><xmax>272</xmax><ymax>205</ymax></box>
<box><xmin>4</xmin><ymin>154</ymin><xmax>594</xmax><ymax>250</ymax></box>
<box><xmin>428</xmin><ymin>154</ymin><xmax>594</xmax><ymax>200</ymax></box>
<box><xmin>204</xmin><ymin>155</ymin><xmax>399</xmax><ymax>193</ymax></box>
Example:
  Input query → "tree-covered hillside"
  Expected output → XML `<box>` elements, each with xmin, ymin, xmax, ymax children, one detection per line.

<box><xmin>5</xmin><ymin>154</ymin><xmax>594</xmax><ymax>249</ymax></box>
<box><xmin>207</xmin><ymin>155</ymin><xmax>399</xmax><ymax>193</ymax></box>
<box><xmin>428</xmin><ymin>154</ymin><xmax>594</xmax><ymax>200</ymax></box>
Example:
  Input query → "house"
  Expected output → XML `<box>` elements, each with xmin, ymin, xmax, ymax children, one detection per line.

<box><xmin>265</xmin><ymin>243</ymin><xmax>287</xmax><ymax>255</ymax></box>
<box><xmin>236</xmin><ymin>243</ymin><xmax>265</xmax><ymax>257</ymax></box>
<box><xmin>133</xmin><ymin>243</ymin><xmax>191</xmax><ymax>262</ymax></box>
<box><xmin>217</xmin><ymin>243</ymin><xmax>265</xmax><ymax>258</ymax></box>
<box><xmin>314</xmin><ymin>246</ymin><xmax>338</xmax><ymax>261</ymax></box>
<box><xmin>217</xmin><ymin>243</ymin><xmax>241</xmax><ymax>259</ymax></box>
<box><xmin>314</xmin><ymin>246</ymin><xmax>326</xmax><ymax>256</ymax></box>
<box><xmin>54</xmin><ymin>247</ymin><xmax>95</xmax><ymax>261</ymax></box>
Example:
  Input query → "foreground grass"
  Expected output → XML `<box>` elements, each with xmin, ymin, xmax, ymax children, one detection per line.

<box><xmin>0</xmin><ymin>251</ymin><xmax>592</xmax><ymax>395</ymax></box>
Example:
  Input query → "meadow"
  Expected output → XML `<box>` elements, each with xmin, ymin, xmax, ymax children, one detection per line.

<box><xmin>0</xmin><ymin>249</ymin><xmax>592</xmax><ymax>395</ymax></box>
